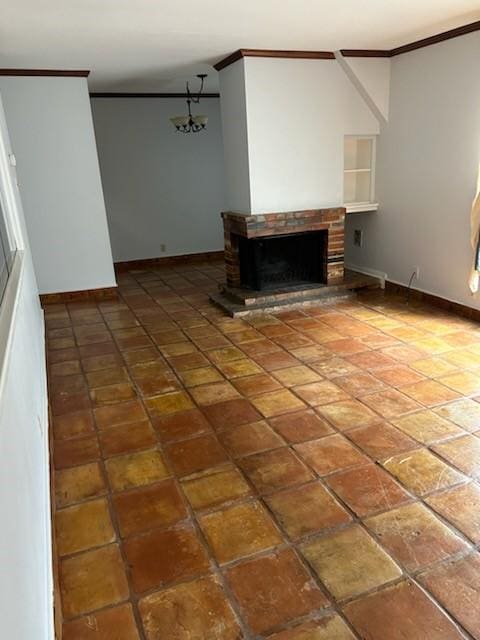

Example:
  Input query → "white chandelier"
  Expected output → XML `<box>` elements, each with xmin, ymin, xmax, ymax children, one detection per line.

<box><xmin>169</xmin><ymin>74</ymin><xmax>208</xmax><ymax>133</ymax></box>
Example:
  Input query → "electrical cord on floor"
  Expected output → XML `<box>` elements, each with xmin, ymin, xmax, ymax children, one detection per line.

<box><xmin>406</xmin><ymin>270</ymin><xmax>417</xmax><ymax>305</ymax></box>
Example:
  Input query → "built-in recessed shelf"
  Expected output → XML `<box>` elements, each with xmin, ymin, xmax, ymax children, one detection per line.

<box><xmin>346</xmin><ymin>202</ymin><xmax>379</xmax><ymax>214</ymax></box>
<box><xmin>344</xmin><ymin>135</ymin><xmax>377</xmax><ymax>211</ymax></box>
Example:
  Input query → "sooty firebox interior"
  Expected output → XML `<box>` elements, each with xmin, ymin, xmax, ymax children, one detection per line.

<box><xmin>238</xmin><ymin>230</ymin><xmax>327</xmax><ymax>291</ymax></box>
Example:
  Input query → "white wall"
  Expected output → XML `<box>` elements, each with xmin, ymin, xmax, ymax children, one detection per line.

<box><xmin>345</xmin><ymin>32</ymin><xmax>480</xmax><ymax>309</ymax></box>
<box><xmin>0</xmin><ymin>77</ymin><xmax>116</xmax><ymax>294</ymax></box>
<box><xmin>336</xmin><ymin>55</ymin><xmax>391</xmax><ymax>123</ymax></box>
<box><xmin>0</xmin><ymin>95</ymin><xmax>52</xmax><ymax>639</ymax></box>
<box><xmin>218</xmin><ymin>60</ymin><xmax>252</xmax><ymax>213</ymax></box>
<box><xmin>228</xmin><ymin>57</ymin><xmax>380</xmax><ymax>213</ymax></box>
<box><xmin>91</xmin><ymin>97</ymin><xmax>227</xmax><ymax>262</ymax></box>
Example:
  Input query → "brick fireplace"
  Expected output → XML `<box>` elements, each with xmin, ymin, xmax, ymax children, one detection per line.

<box><xmin>222</xmin><ymin>208</ymin><xmax>346</xmax><ymax>290</ymax></box>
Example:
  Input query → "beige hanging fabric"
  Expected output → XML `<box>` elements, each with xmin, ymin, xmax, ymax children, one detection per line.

<box><xmin>469</xmin><ymin>172</ymin><xmax>480</xmax><ymax>294</ymax></box>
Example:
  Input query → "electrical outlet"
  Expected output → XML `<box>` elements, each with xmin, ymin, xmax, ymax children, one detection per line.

<box><xmin>413</xmin><ymin>266</ymin><xmax>420</xmax><ymax>279</ymax></box>
<box><xmin>160</xmin><ymin>244</ymin><xmax>166</xmax><ymax>253</ymax></box>
<box><xmin>353</xmin><ymin>229</ymin><xmax>363</xmax><ymax>248</ymax></box>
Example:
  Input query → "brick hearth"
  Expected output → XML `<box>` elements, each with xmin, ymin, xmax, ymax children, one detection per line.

<box><xmin>222</xmin><ymin>208</ymin><xmax>345</xmax><ymax>289</ymax></box>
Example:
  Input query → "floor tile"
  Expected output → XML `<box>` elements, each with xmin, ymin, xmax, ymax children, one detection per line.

<box><xmin>343</xmin><ymin>580</ymin><xmax>465</xmax><ymax>640</ymax></box>
<box><xmin>293</xmin><ymin>381</ymin><xmax>349</xmax><ymax>407</ymax></box>
<box><xmin>113</xmin><ymin>479</ymin><xmax>187</xmax><ymax>537</ymax></box>
<box><xmin>373</xmin><ymin>364</ymin><xmax>425</xmax><ymax>387</ymax></box>
<box><xmin>135</xmin><ymin>372</ymin><xmax>181</xmax><ymax>397</ymax></box>
<box><xmin>269</xmin><ymin>410</ymin><xmax>333</xmax><ymax>443</ymax></box>
<box><xmin>346</xmin><ymin>422</ymin><xmax>418</xmax><ymax>460</ymax></box>
<box><xmin>81</xmin><ymin>353</ymin><xmax>123</xmax><ymax>373</ymax></box>
<box><xmin>145</xmin><ymin>390</ymin><xmax>194</xmax><ymax>415</ymax></box>
<box><xmin>335</xmin><ymin>372</ymin><xmax>387</xmax><ymax>396</ymax></box>
<box><xmin>202</xmin><ymin>398</ymin><xmax>262</xmax><ymax>430</ymax></box>
<box><xmin>165</xmin><ymin>433</ymin><xmax>228</xmax><ymax>477</ymax></box>
<box><xmin>411</xmin><ymin>336</ymin><xmax>453</xmax><ymax>355</ymax></box>
<box><xmin>410</xmin><ymin>357</ymin><xmax>458</xmax><ymax>378</ymax></box>
<box><xmin>50</xmin><ymin>360</ymin><xmax>82</xmax><ymax>377</ymax></box>
<box><xmin>181</xmin><ymin>465</ymin><xmax>252</xmax><ymax>511</ymax></box>
<box><xmin>218</xmin><ymin>420</ymin><xmax>284</xmax><ymax>457</ymax></box>
<box><xmin>418</xmin><ymin>552</ymin><xmax>480</xmax><ymax>640</ymax></box>
<box><xmin>56</xmin><ymin>498</ymin><xmax>115</xmax><ymax>556</ymax></box>
<box><xmin>438</xmin><ymin>370</ymin><xmax>480</xmax><ymax>395</ymax></box>
<box><xmin>178</xmin><ymin>365</ymin><xmax>223</xmax><ymax>387</ymax></box>
<box><xmin>106</xmin><ymin>449</ymin><xmax>169</xmax><ymax>491</ymax></box>
<box><xmin>217</xmin><ymin>358</ymin><xmax>263</xmax><ymax>379</ymax></box>
<box><xmin>90</xmin><ymin>382</ymin><xmax>137</xmax><ymax>407</ymax></box>
<box><xmin>301</xmin><ymin>524</ymin><xmax>401</xmax><ymax>600</ymax></box>
<box><xmin>138</xmin><ymin>576</ymin><xmax>241</xmax><ymax>640</ymax></box>
<box><xmin>381</xmin><ymin>344</ymin><xmax>426</xmax><ymax>363</ymax></box>
<box><xmin>252</xmin><ymin>350</ymin><xmax>300</xmax><ymax>371</ymax></box>
<box><xmin>442</xmin><ymin>348</ymin><xmax>480</xmax><ymax>369</ymax></box>
<box><xmin>400</xmin><ymin>379</ymin><xmax>460</xmax><ymax>407</ymax></box>
<box><xmin>86</xmin><ymin>366</ymin><xmax>129</xmax><ymax>389</ymax></box>
<box><xmin>266</xmin><ymin>481</ymin><xmax>351</xmax><ymax>539</ymax></box>
<box><xmin>426</xmin><ymin>482</ymin><xmax>480</xmax><ymax>543</ymax></box>
<box><xmin>53</xmin><ymin>410</ymin><xmax>95</xmax><ymax>440</ymax></box>
<box><xmin>160</xmin><ymin>341</ymin><xmax>197</xmax><ymax>357</ymax></box>
<box><xmin>54</xmin><ymin>434</ymin><xmax>100</xmax><ymax>469</ymax></box>
<box><xmin>327</xmin><ymin>464</ymin><xmax>411</xmax><ymax>516</ymax></box>
<box><xmin>60</xmin><ymin>544</ymin><xmax>129</xmax><ymax>618</ymax></box>
<box><xmin>208</xmin><ymin>346</ymin><xmax>245</xmax><ymax>364</ymax></box>
<box><xmin>52</xmin><ymin>389</ymin><xmax>91</xmax><ymax>415</ymax></box>
<box><xmin>392</xmin><ymin>410</ymin><xmax>465</xmax><ymax>444</ymax></box>
<box><xmin>290</xmin><ymin>344</ymin><xmax>331</xmax><ymax>362</ymax></box>
<box><xmin>327</xmin><ymin>338</ymin><xmax>369</xmax><ymax>355</ymax></box>
<box><xmin>189</xmin><ymin>381</ymin><xmax>241</xmax><ymax>405</ymax></box>
<box><xmin>347</xmin><ymin>350</ymin><xmax>397</xmax><ymax>370</ymax></box>
<box><xmin>226</xmin><ymin>548</ymin><xmax>328</xmax><ymax>634</ymax></box>
<box><xmin>295</xmin><ymin>434</ymin><xmax>369</xmax><ymax>476</ymax></box>
<box><xmin>62</xmin><ymin>603</ymin><xmax>140</xmax><ymax>640</ymax></box>
<box><xmin>272</xmin><ymin>365</ymin><xmax>322</xmax><ymax>387</ymax></box>
<box><xmin>124</xmin><ymin>525</ymin><xmax>210</xmax><ymax>593</ymax></box>
<box><xmin>55</xmin><ymin>462</ymin><xmax>106</xmax><ymax>508</ymax></box>
<box><xmin>434</xmin><ymin>398</ymin><xmax>480</xmax><ymax>432</ymax></box>
<box><xmin>361</xmin><ymin>389</ymin><xmax>420</xmax><ymax>418</ymax></box>
<box><xmin>432</xmin><ymin>434</ymin><xmax>480</xmax><ymax>479</ymax></box>
<box><xmin>98</xmin><ymin>420</ymin><xmax>157</xmax><ymax>456</ymax></box>
<box><xmin>382</xmin><ymin>448</ymin><xmax>466</xmax><ymax>496</ymax></box>
<box><xmin>232</xmin><ymin>372</ymin><xmax>282</xmax><ymax>397</ymax></box>
<box><xmin>310</xmin><ymin>356</ymin><xmax>360</xmax><ymax>379</ymax></box>
<box><xmin>169</xmin><ymin>351</ymin><xmax>210</xmax><ymax>371</ymax></box>
<box><xmin>251</xmin><ymin>389</ymin><xmax>306</xmax><ymax>417</ymax></box>
<box><xmin>365</xmin><ymin>501</ymin><xmax>469</xmax><ymax>571</ymax></box>
<box><xmin>267</xmin><ymin>615</ymin><xmax>356</xmax><ymax>639</ymax></box>
<box><xmin>153</xmin><ymin>407</ymin><xmax>212</xmax><ymax>442</ymax></box>
<box><xmin>317</xmin><ymin>399</ymin><xmax>380</xmax><ymax>431</ymax></box>
<box><xmin>94</xmin><ymin>399</ymin><xmax>147</xmax><ymax>429</ymax></box>
<box><xmin>238</xmin><ymin>447</ymin><xmax>314</xmax><ymax>493</ymax></box>
<box><xmin>199</xmin><ymin>500</ymin><xmax>282</xmax><ymax>564</ymax></box>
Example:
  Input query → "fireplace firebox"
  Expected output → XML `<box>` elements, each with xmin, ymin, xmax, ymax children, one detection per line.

<box><xmin>238</xmin><ymin>231</ymin><xmax>327</xmax><ymax>291</ymax></box>
<box><xmin>221</xmin><ymin>209</ymin><xmax>345</xmax><ymax>291</ymax></box>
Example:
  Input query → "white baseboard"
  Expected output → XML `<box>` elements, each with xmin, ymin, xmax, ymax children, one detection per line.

<box><xmin>345</xmin><ymin>263</ymin><xmax>387</xmax><ymax>289</ymax></box>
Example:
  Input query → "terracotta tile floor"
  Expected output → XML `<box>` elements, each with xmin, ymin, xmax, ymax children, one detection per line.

<box><xmin>47</xmin><ymin>259</ymin><xmax>480</xmax><ymax>639</ymax></box>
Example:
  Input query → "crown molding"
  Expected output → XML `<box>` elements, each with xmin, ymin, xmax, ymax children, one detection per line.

<box><xmin>215</xmin><ymin>20</ymin><xmax>480</xmax><ymax>68</ymax></box>
<box><xmin>0</xmin><ymin>69</ymin><xmax>90</xmax><ymax>77</ymax></box>
<box><xmin>90</xmin><ymin>92</ymin><xmax>220</xmax><ymax>98</ymax></box>
<box><xmin>340</xmin><ymin>49</ymin><xmax>391</xmax><ymax>58</ymax></box>
<box><xmin>389</xmin><ymin>19</ymin><xmax>480</xmax><ymax>55</ymax></box>
<box><xmin>214</xmin><ymin>49</ymin><xmax>335</xmax><ymax>71</ymax></box>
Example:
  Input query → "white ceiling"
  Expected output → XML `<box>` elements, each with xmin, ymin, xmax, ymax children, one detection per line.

<box><xmin>1</xmin><ymin>0</ymin><xmax>479</xmax><ymax>91</ymax></box>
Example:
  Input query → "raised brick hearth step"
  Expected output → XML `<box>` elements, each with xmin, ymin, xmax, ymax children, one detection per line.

<box><xmin>210</xmin><ymin>270</ymin><xmax>381</xmax><ymax>317</ymax></box>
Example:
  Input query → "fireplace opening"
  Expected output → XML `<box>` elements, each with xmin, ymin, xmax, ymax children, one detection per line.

<box><xmin>237</xmin><ymin>230</ymin><xmax>327</xmax><ymax>291</ymax></box>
